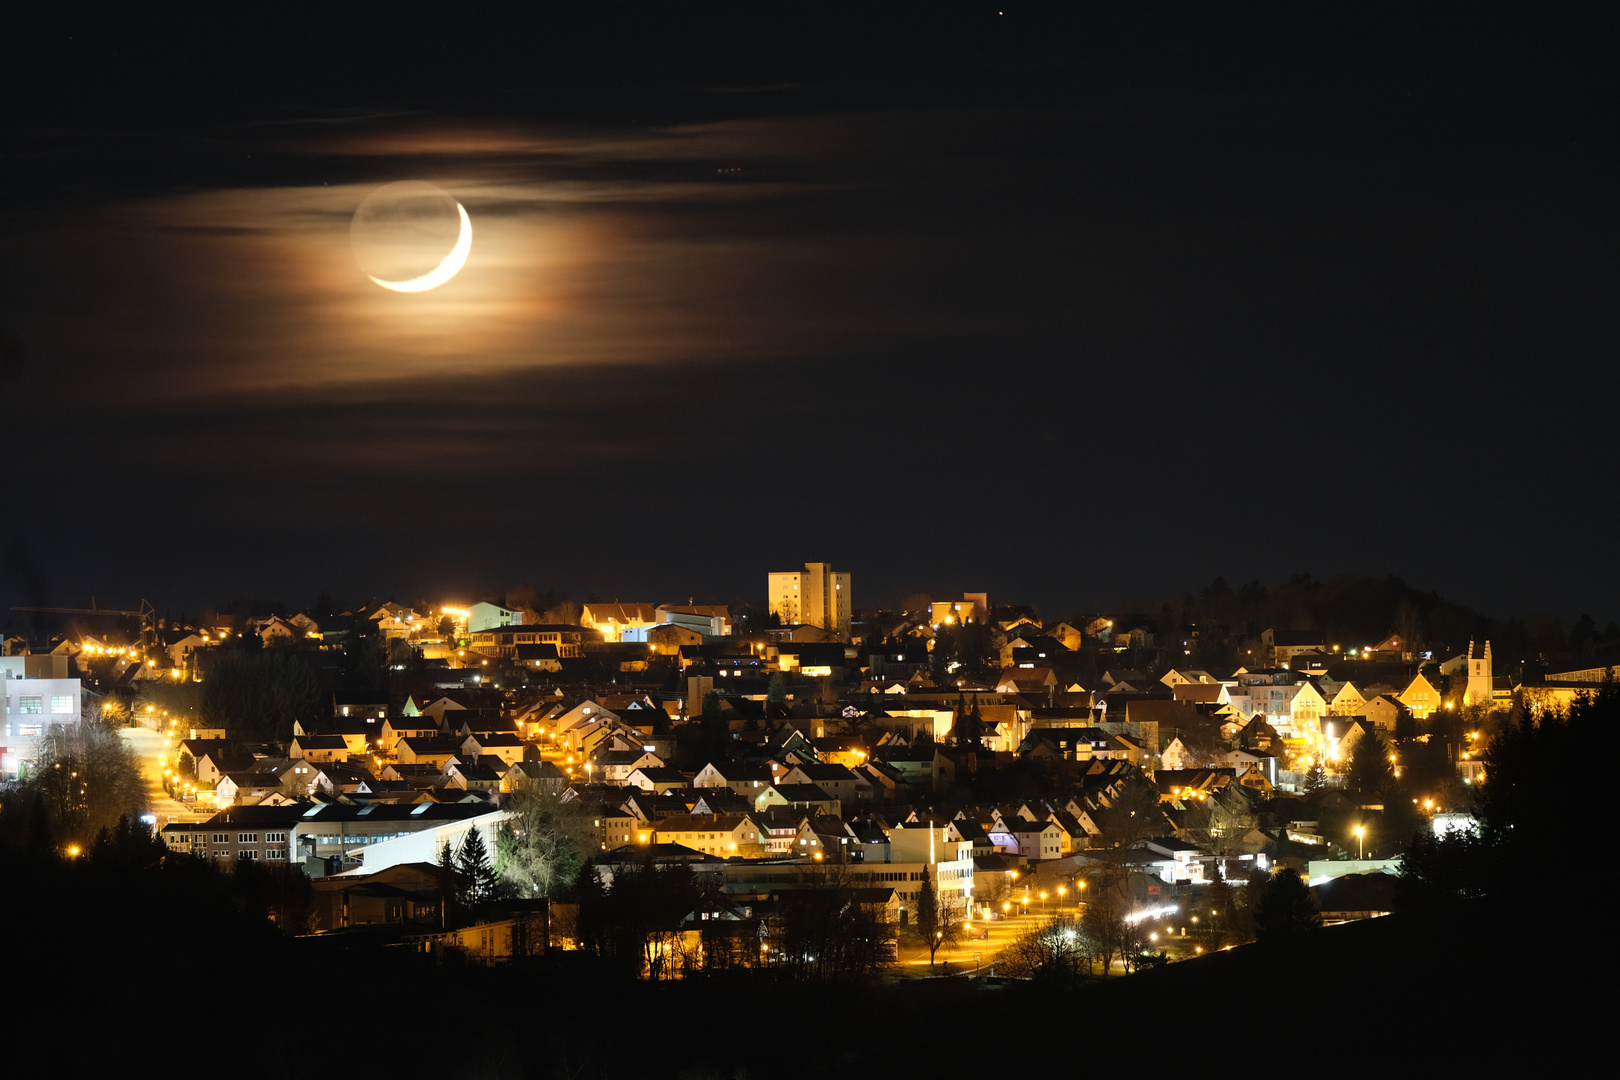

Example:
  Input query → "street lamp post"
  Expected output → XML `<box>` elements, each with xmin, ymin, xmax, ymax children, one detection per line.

<box><xmin>1355</xmin><ymin>825</ymin><xmax>1364</xmax><ymax>859</ymax></box>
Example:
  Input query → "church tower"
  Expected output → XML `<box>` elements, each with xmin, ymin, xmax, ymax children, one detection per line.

<box><xmin>1463</xmin><ymin>640</ymin><xmax>1493</xmax><ymax>707</ymax></box>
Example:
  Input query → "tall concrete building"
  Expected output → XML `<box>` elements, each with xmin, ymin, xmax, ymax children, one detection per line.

<box><xmin>768</xmin><ymin>563</ymin><xmax>852</xmax><ymax>639</ymax></box>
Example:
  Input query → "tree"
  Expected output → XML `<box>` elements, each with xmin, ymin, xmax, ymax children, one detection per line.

<box><xmin>1346</xmin><ymin>729</ymin><xmax>1394</xmax><ymax>803</ymax></box>
<box><xmin>200</xmin><ymin>650</ymin><xmax>323</xmax><ymax>743</ymax></box>
<box><xmin>571</xmin><ymin>858</ymin><xmax>611</xmax><ymax>957</ymax></box>
<box><xmin>89</xmin><ymin>813</ymin><xmax>168</xmax><ymax>871</ymax></box>
<box><xmin>957</xmin><ymin>700</ymin><xmax>984</xmax><ymax>751</ymax></box>
<box><xmin>437</xmin><ymin>839</ymin><xmax>462</xmax><ymax>927</ymax></box>
<box><xmin>1094</xmin><ymin>768</ymin><xmax>1165</xmax><ymax>847</ymax></box>
<box><xmin>1253</xmin><ymin>868</ymin><xmax>1320</xmax><ymax>940</ymax></box>
<box><xmin>541</xmin><ymin>599</ymin><xmax>581</xmax><ymax>627</ymax></box>
<box><xmin>1082</xmin><ymin>887</ymin><xmax>1133</xmax><ymax>975</ymax></box>
<box><xmin>908</xmin><ymin>873</ymin><xmax>962</xmax><ymax>965</ymax></box>
<box><xmin>27</xmin><ymin>717</ymin><xmax>149</xmax><ymax>846</ymax></box>
<box><xmin>454</xmin><ymin>827</ymin><xmax>501</xmax><ymax>910</ymax></box>
<box><xmin>998</xmin><ymin>917</ymin><xmax>1096</xmax><ymax>982</ymax></box>
<box><xmin>1399</xmin><ymin>679</ymin><xmax>1618</xmax><ymax>911</ymax></box>
<box><xmin>494</xmin><ymin>789</ymin><xmax>594</xmax><ymax>898</ymax></box>
<box><xmin>766</xmin><ymin>672</ymin><xmax>788</xmax><ymax>709</ymax></box>
<box><xmin>1303</xmin><ymin>760</ymin><xmax>1326</xmax><ymax>793</ymax></box>
<box><xmin>771</xmin><ymin>867</ymin><xmax>894</xmax><ymax>981</ymax></box>
<box><xmin>592</xmin><ymin>857</ymin><xmax>703</xmax><ymax>979</ymax></box>
<box><xmin>1201</xmin><ymin>864</ymin><xmax>1238</xmax><ymax>949</ymax></box>
<box><xmin>700</xmin><ymin>691</ymin><xmax>729</xmax><ymax>762</ymax></box>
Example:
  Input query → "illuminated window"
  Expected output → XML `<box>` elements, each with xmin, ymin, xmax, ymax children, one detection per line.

<box><xmin>18</xmin><ymin>696</ymin><xmax>42</xmax><ymax>714</ymax></box>
<box><xmin>50</xmin><ymin>695</ymin><xmax>75</xmax><ymax>714</ymax></box>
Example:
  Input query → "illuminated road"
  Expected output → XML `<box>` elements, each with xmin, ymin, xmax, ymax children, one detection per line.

<box><xmin>120</xmin><ymin>727</ymin><xmax>207</xmax><ymax>826</ymax></box>
<box><xmin>897</xmin><ymin>902</ymin><xmax>1090</xmax><ymax>976</ymax></box>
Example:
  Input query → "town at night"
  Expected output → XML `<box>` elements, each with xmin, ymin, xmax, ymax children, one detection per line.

<box><xmin>2</xmin><ymin>5</ymin><xmax>1606</xmax><ymax>1073</ymax></box>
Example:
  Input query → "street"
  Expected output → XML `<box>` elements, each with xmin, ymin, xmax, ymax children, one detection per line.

<box><xmin>121</xmin><ymin>726</ymin><xmax>208</xmax><ymax>826</ymax></box>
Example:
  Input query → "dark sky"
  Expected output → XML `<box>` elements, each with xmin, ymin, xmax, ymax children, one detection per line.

<box><xmin>3</xmin><ymin>5</ymin><xmax>1615</xmax><ymax>621</ymax></box>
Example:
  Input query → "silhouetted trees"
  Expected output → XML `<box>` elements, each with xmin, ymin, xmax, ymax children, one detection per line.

<box><xmin>998</xmin><ymin>916</ymin><xmax>1097</xmax><ymax>982</ymax></box>
<box><xmin>201</xmin><ymin>650</ymin><xmax>322</xmax><ymax>743</ymax></box>
<box><xmin>1345</xmin><ymin>729</ymin><xmax>1394</xmax><ymax>803</ymax></box>
<box><xmin>1094</xmin><ymin>768</ymin><xmax>1166</xmax><ymax>847</ymax></box>
<box><xmin>1254</xmin><ymin>867</ymin><xmax>1320</xmax><ymax>940</ymax></box>
<box><xmin>1402</xmin><ymin>678</ymin><xmax>1618</xmax><ymax>910</ymax></box>
<box><xmin>575</xmin><ymin>858</ymin><xmax>702</xmax><ymax>979</ymax></box>
<box><xmin>771</xmin><ymin>869</ymin><xmax>893</xmax><ymax>981</ymax></box>
<box><xmin>25</xmin><ymin>717</ymin><xmax>148</xmax><ymax>846</ymax></box>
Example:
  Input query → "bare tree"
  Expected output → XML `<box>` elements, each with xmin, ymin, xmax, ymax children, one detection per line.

<box><xmin>494</xmin><ymin>789</ymin><xmax>595</xmax><ymax>897</ymax></box>
<box><xmin>541</xmin><ymin>600</ymin><xmax>581</xmax><ymax>626</ymax></box>
<box><xmin>27</xmin><ymin>717</ymin><xmax>149</xmax><ymax>846</ymax></box>
<box><xmin>997</xmin><ymin>916</ymin><xmax>1098</xmax><ymax>981</ymax></box>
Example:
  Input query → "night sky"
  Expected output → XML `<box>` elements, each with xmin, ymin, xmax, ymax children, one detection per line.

<box><xmin>3</xmin><ymin>6</ymin><xmax>1614</xmax><ymax>620</ymax></box>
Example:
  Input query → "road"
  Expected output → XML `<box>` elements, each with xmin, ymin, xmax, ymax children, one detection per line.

<box><xmin>120</xmin><ymin>727</ymin><xmax>208</xmax><ymax>826</ymax></box>
<box><xmin>897</xmin><ymin>901</ymin><xmax>1090</xmax><ymax>976</ymax></box>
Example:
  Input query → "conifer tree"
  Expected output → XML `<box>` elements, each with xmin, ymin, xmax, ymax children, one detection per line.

<box><xmin>455</xmin><ymin>826</ymin><xmax>499</xmax><ymax>909</ymax></box>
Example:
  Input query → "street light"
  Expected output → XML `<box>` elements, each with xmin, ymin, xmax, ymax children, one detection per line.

<box><xmin>1355</xmin><ymin>825</ymin><xmax>1365</xmax><ymax>859</ymax></box>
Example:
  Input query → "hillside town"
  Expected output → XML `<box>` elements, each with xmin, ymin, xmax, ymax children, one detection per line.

<box><xmin>3</xmin><ymin>565</ymin><xmax>1616</xmax><ymax>973</ymax></box>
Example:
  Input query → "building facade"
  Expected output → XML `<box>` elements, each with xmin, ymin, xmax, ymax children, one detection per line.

<box><xmin>1</xmin><ymin>658</ymin><xmax>82</xmax><ymax>779</ymax></box>
<box><xmin>768</xmin><ymin>563</ymin><xmax>852</xmax><ymax>639</ymax></box>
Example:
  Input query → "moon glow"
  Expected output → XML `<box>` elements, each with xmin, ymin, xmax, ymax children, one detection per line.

<box><xmin>350</xmin><ymin>181</ymin><xmax>472</xmax><ymax>292</ymax></box>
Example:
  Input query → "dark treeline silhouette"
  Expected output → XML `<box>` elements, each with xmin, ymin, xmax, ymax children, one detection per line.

<box><xmin>1401</xmin><ymin>678</ymin><xmax>1618</xmax><ymax>912</ymax></box>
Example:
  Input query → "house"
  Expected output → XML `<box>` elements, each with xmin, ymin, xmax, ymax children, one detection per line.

<box><xmin>460</xmin><ymin>732</ymin><xmax>526</xmax><ymax>766</ymax></box>
<box><xmin>182</xmin><ymin>741</ymin><xmax>258</xmax><ymax>786</ymax></box>
<box><xmin>215</xmin><ymin>770</ymin><xmax>286</xmax><ymax>807</ymax></box>
<box><xmin>779</xmin><ymin>762</ymin><xmax>863</xmax><ymax>804</ymax></box>
<box><xmin>580</xmin><ymin>603</ymin><xmax>660</xmax><ymax>643</ymax></box>
<box><xmin>1264</xmin><ymin>628</ymin><xmax>1327</xmax><ymax>669</ymax></box>
<box><xmin>254</xmin><ymin>616</ymin><xmax>303</xmax><ymax>648</ymax></box>
<box><xmin>466</xmin><ymin>602</ymin><xmax>522</xmax><ymax>633</ymax></box>
<box><xmin>1161</xmin><ymin>736</ymin><xmax>1198</xmax><ymax>771</ymax></box>
<box><xmin>396</xmin><ymin>736</ymin><xmax>464</xmax><ymax>768</ymax></box>
<box><xmin>878</xmin><ymin>745</ymin><xmax>953</xmax><ymax>795</ymax></box>
<box><xmin>995</xmin><ymin>667</ymin><xmax>1058</xmax><ymax>694</ymax></box>
<box><xmin>443</xmin><ymin>759</ymin><xmax>502</xmax><ymax>794</ymax></box>
<box><xmin>692</xmin><ymin>762</ymin><xmax>773</xmax><ymax>794</ymax></box>
<box><xmin>514</xmin><ymin>643</ymin><xmax>563</xmax><ymax>672</ymax></box>
<box><xmin>1329</xmin><ymin>683</ymin><xmax>1368</xmax><ymax>716</ymax></box>
<box><xmin>1397</xmin><ymin>671</ymin><xmax>1443</xmax><ymax>719</ymax></box>
<box><xmin>1126</xmin><ymin>837</ymin><xmax>1211</xmax><ymax>884</ymax></box>
<box><xmin>626</xmin><ymin>766</ymin><xmax>693</xmax><ymax>794</ymax></box>
<box><xmin>651</xmin><ymin>813</ymin><xmax>766</xmax><ymax>857</ymax></box>
<box><xmin>379</xmin><ymin>717</ymin><xmax>439</xmax><ymax>754</ymax></box>
<box><xmin>1360</xmin><ymin>695</ymin><xmax>1406</xmax><ymax>733</ymax></box>
<box><xmin>310</xmin><ymin>862</ymin><xmax>442</xmax><ymax>931</ymax></box>
<box><xmin>290</xmin><ymin>734</ymin><xmax>351</xmax><ymax>763</ymax></box>
<box><xmin>754</xmin><ymin>783</ymin><xmax>839</xmax><ymax>817</ymax></box>
<box><xmin>503</xmin><ymin>760</ymin><xmax>568</xmax><ymax>796</ymax></box>
<box><xmin>288</xmin><ymin>761</ymin><xmax>378</xmax><ymax>799</ymax></box>
<box><xmin>368</xmin><ymin>601</ymin><xmax>425</xmax><ymax>638</ymax></box>
<box><xmin>987</xmin><ymin>817</ymin><xmax>1066</xmax><ymax>861</ymax></box>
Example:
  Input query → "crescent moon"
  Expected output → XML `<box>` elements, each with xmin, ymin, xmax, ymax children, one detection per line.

<box><xmin>369</xmin><ymin>201</ymin><xmax>472</xmax><ymax>292</ymax></box>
